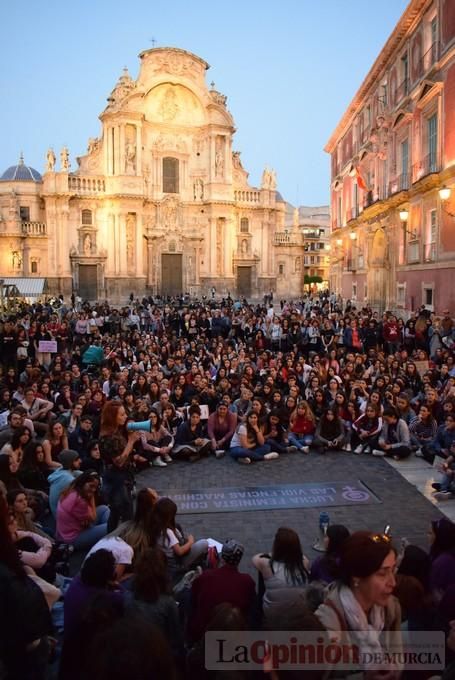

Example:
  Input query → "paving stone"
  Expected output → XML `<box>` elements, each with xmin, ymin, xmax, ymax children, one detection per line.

<box><xmin>137</xmin><ymin>450</ymin><xmax>444</xmax><ymax>576</ymax></box>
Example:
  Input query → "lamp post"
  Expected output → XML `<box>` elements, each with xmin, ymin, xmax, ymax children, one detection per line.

<box><xmin>439</xmin><ymin>186</ymin><xmax>455</xmax><ymax>217</ymax></box>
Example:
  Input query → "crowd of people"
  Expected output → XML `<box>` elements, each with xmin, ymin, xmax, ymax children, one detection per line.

<box><xmin>2</xmin><ymin>291</ymin><xmax>455</xmax><ymax>679</ymax></box>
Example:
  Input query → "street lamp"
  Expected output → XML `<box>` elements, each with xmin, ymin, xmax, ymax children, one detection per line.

<box><xmin>399</xmin><ymin>209</ymin><xmax>409</xmax><ymax>222</ymax></box>
<box><xmin>336</xmin><ymin>238</ymin><xmax>343</xmax><ymax>247</ymax></box>
<box><xmin>349</xmin><ymin>231</ymin><xmax>357</xmax><ymax>240</ymax></box>
<box><xmin>439</xmin><ymin>186</ymin><xmax>455</xmax><ymax>217</ymax></box>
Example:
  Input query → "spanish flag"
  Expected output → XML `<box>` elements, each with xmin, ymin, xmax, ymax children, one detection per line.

<box><xmin>355</xmin><ymin>166</ymin><xmax>368</xmax><ymax>191</ymax></box>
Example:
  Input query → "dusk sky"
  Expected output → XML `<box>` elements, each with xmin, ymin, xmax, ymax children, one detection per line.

<box><xmin>1</xmin><ymin>0</ymin><xmax>409</xmax><ymax>206</ymax></box>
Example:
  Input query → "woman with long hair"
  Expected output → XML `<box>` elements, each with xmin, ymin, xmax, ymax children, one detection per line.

<box><xmin>18</xmin><ymin>440</ymin><xmax>49</xmax><ymax>494</ymax></box>
<box><xmin>115</xmin><ymin>487</ymin><xmax>159</xmax><ymax>564</ymax></box>
<box><xmin>42</xmin><ymin>420</ymin><xmax>69</xmax><ymax>469</ymax></box>
<box><xmin>140</xmin><ymin>408</ymin><xmax>173</xmax><ymax>467</ymax></box>
<box><xmin>253</xmin><ymin>527</ymin><xmax>310</xmax><ymax>618</ymax></box>
<box><xmin>128</xmin><ymin>547</ymin><xmax>184</xmax><ymax>660</ymax></box>
<box><xmin>351</xmin><ymin>402</ymin><xmax>383</xmax><ymax>454</ymax></box>
<box><xmin>56</xmin><ymin>471</ymin><xmax>110</xmax><ymax>550</ymax></box>
<box><xmin>0</xmin><ymin>496</ymin><xmax>53</xmax><ymax>680</ymax></box>
<box><xmin>229</xmin><ymin>411</ymin><xmax>278</xmax><ymax>464</ymax></box>
<box><xmin>99</xmin><ymin>400</ymin><xmax>142</xmax><ymax>464</ymax></box>
<box><xmin>313</xmin><ymin>408</ymin><xmax>346</xmax><ymax>454</ymax></box>
<box><xmin>288</xmin><ymin>400</ymin><xmax>316</xmax><ymax>454</ymax></box>
<box><xmin>150</xmin><ymin>497</ymin><xmax>208</xmax><ymax>582</ymax></box>
<box><xmin>0</xmin><ymin>425</ymin><xmax>32</xmax><ymax>467</ymax></box>
<box><xmin>310</xmin><ymin>524</ymin><xmax>350</xmax><ymax>584</ymax></box>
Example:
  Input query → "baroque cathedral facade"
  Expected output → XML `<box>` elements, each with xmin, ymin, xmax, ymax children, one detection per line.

<box><xmin>0</xmin><ymin>47</ymin><xmax>307</xmax><ymax>302</ymax></box>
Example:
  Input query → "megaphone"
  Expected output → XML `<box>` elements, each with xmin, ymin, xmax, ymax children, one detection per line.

<box><xmin>127</xmin><ymin>420</ymin><xmax>152</xmax><ymax>433</ymax></box>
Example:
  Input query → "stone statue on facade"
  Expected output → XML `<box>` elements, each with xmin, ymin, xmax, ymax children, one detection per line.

<box><xmin>125</xmin><ymin>142</ymin><xmax>136</xmax><ymax>174</ymax></box>
<box><xmin>83</xmin><ymin>234</ymin><xmax>92</xmax><ymax>256</ymax></box>
<box><xmin>60</xmin><ymin>147</ymin><xmax>70</xmax><ymax>171</ymax></box>
<box><xmin>261</xmin><ymin>166</ymin><xmax>277</xmax><ymax>190</ymax></box>
<box><xmin>87</xmin><ymin>137</ymin><xmax>100</xmax><ymax>154</ymax></box>
<box><xmin>215</xmin><ymin>151</ymin><xmax>224</xmax><ymax>177</ymax></box>
<box><xmin>46</xmin><ymin>148</ymin><xmax>56</xmax><ymax>172</ymax></box>
<box><xmin>194</xmin><ymin>178</ymin><xmax>204</xmax><ymax>201</ymax></box>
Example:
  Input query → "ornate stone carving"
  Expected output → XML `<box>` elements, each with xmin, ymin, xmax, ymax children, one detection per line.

<box><xmin>161</xmin><ymin>197</ymin><xmax>179</xmax><ymax>231</ymax></box>
<box><xmin>193</xmin><ymin>178</ymin><xmax>204</xmax><ymax>201</ymax></box>
<box><xmin>60</xmin><ymin>147</ymin><xmax>70</xmax><ymax>171</ymax></box>
<box><xmin>209</xmin><ymin>82</ymin><xmax>227</xmax><ymax>107</ymax></box>
<box><xmin>46</xmin><ymin>148</ymin><xmax>56</xmax><ymax>172</ymax></box>
<box><xmin>159</xmin><ymin>88</ymin><xmax>179</xmax><ymax>121</ymax></box>
<box><xmin>153</xmin><ymin>53</ymin><xmax>202</xmax><ymax>78</ymax></box>
<box><xmin>106</xmin><ymin>67</ymin><xmax>135</xmax><ymax>110</ymax></box>
<box><xmin>87</xmin><ymin>137</ymin><xmax>100</xmax><ymax>154</ymax></box>
<box><xmin>83</xmin><ymin>234</ymin><xmax>92</xmax><ymax>256</ymax></box>
<box><xmin>232</xmin><ymin>151</ymin><xmax>243</xmax><ymax>169</ymax></box>
<box><xmin>153</xmin><ymin>134</ymin><xmax>187</xmax><ymax>153</ymax></box>
<box><xmin>125</xmin><ymin>125</ymin><xmax>137</xmax><ymax>175</ymax></box>
<box><xmin>261</xmin><ymin>166</ymin><xmax>277</xmax><ymax>190</ymax></box>
<box><xmin>126</xmin><ymin>213</ymin><xmax>136</xmax><ymax>270</ymax></box>
<box><xmin>215</xmin><ymin>136</ymin><xmax>225</xmax><ymax>178</ymax></box>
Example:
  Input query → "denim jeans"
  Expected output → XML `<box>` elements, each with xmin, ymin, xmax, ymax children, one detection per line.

<box><xmin>440</xmin><ymin>472</ymin><xmax>455</xmax><ymax>492</ymax></box>
<box><xmin>287</xmin><ymin>433</ymin><xmax>314</xmax><ymax>449</ymax></box>
<box><xmin>72</xmin><ymin>505</ymin><xmax>110</xmax><ymax>551</ymax></box>
<box><xmin>230</xmin><ymin>444</ymin><xmax>271</xmax><ymax>461</ymax></box>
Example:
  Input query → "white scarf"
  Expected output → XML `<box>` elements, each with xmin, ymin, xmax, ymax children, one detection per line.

<box><xmin>339</xmin><ymin>585</ymin><xmax>385</xmax><ymax>667</ymax></box>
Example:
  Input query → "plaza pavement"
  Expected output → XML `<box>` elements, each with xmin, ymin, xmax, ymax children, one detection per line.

<box><xmin>138</xmin><ymin>449</ymin><xmax>447</xmax><ymax>576</ymax></box>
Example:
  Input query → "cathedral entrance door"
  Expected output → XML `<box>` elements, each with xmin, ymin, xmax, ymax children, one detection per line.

<box><xmin>237</xmin><ymin>266</ymin><xmax>252</xmax><ymax>297</ymax></box>
<box><xmin>161</xmin><ymin>254</ymin><xmax>182</xmax><ymax>296</ymax></box>
<box><xmin>78</xmin><ymin>264</ymin><xmax>98</xmax><ymax>301</ymax></box>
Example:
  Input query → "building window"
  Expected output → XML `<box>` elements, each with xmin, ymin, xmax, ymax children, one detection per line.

<box><xmin>423</xmin><ymin>286</ymin><xmax>434</xmax><ymax>310</ymax></box>
<box><xmin>397</xmin><ymin>283</ymin><xmax>406</xmax><ymax>307</ymax></box>
<box><xmin>19</xmin><ymin>206</ymin><xmax>30</xmax><ymax>222</ymax></box>
<box><xmin>31</xmin><ymin>261</ymin><xmax>38</xmax><ymax>274</ymax></box>
<box><xmin>430</xmin><ymin>17</ymin><xmax>437</xmax><ymax>62</ymax></box>
<box><xmin>278</xmin><ymin>263</ymin><xmax>284</xmax><ymax>275</ymax></box>
<box><xmin>401</xmin><ymin>53</ymin><xmax>409</xmax><ymax>95</ymax></box>
<box><xmin>81</xmin><ymin>209</ymin><xmax>92</xmax><ymax>226</ymax></box>
<box><xmin>163</xmin><ymin>157</ymin><xmax>179</xmax><ymax>193</ymax></box>
<box><xmin>401</xmin><ymin>139</ymin><xmax>409</xmax><ymax>186</ymax></box>
<box><xmin>352</xmin><ymin>283</ymin><xmax>357</xmax><ymax>300</ymax></box>
<box><xmin>428</xmin><ymin>114</ymin><xmax>438</xmax><ymax>172</ymax></box>
<box><xmin>424</xmin><ymin>209</ymin><xmax>437</xmax><ymax>261</ymax></box>
<box><xmin>240</xmin><ymin>218</ymin><xmax>249</xmax><ymax>233</ymax></box>
<box><xmin>364</xmin><ymin>283</ymin><xmax>368</xmax><ymax>300</ymax></box>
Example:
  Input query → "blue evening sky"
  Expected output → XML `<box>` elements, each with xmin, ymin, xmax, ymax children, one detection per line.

<box><xmin>1</xmin><ymin>0</ymin><xmax>409</xmax><ymax>206</ymax></box>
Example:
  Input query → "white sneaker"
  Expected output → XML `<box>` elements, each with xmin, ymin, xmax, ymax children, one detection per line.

<box><xmin>215</xmin><ymin>449</ymin><xmax>225</xmax><ymax>459</ymax></box>
<box><xmin>286</xmin><ymin>445</ymin><xmax>298</xmax><ymax>453</ymax></box>
<box><xmin>344</xmin><ymin>443</ymin><xmax>352</xmax><ymax>452</ymax></box>
<box><xmin>238</xmin><ymin>457</ymin><xmax>251</xmax><ymax>465</ymax></box>
<box><xmin>415</xmin><ymin>448</ymin><xmax>424</xmax><ymax>458</ymax></box>
<box><xmin>152</xmin><ymin>457</ymin><xmax>167</xmax><ymax>467</ymax></box>
<box><xmin>372</xmin><ymin>449</ymin><xmax>386</xmax><ymax>457</ymax></box>
<box><xmin>263</xmin><ymin>452</ymin><xmax>279</xmax><ymax>460</ymax></box>
<box><xmin>300</xmin><ymin>446</ymin><xmax>310</xmax><ymax>454</ymax></box>
<box><xmin>434</xmin><ymin>491</ymin><xmax>454</xmax><ymax>501</ymax></box>
<box><xmin>354</xmin><ymin>445</ymin><xmax>363</xmax><ymax>454</ymax></box>
<box><xmin>163</xmin><ymin>454</ymin><xmax>173</xmax><ymax>463</ymax></box>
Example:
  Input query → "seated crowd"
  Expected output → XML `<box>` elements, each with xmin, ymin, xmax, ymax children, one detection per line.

<box><xmin>1</xmin><ymin>291</ymin><xmax>455</xmax><ymax>679</ymax></box>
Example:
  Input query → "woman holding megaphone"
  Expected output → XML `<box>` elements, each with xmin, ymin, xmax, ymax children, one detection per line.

<box><xmin>99</xmin><ymin>401</ymin><xmax>144</xmax><ymax>465</ymax></box>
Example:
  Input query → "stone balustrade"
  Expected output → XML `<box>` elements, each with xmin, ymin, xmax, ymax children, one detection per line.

<box><xmin>68</xmin><ymin>176</ymin><xmax>106</xmax><ymax>194</ymax></box>
<box><xmin>274</xmin><ymin>232</ymin><xmax>300</xmax><ymax>245</ymax></box>
<box><xmin>234</xmin><ymin>190</ymin><xmax>261</xmax><ymax>203</ymax></box>
<box><xmin>21</xmin><ymin>221</ymin><xmax>47</xmax><ymax>236</ymax></box>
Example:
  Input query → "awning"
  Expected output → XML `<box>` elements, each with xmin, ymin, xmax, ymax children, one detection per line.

<box><xmin>1</xmin><ymin>278</ymin><xmax>47</xmax><ymax>298</ymax></box>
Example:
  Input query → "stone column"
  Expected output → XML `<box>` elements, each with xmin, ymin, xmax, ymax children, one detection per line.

<box><xmin>119</xmin><ymin>125</ymin><xmax>125</xmax><ymax>175</ymax></box>
<box><xmin>136</xmin><ymin>214</ymin><xmax>143</xmax><ymax>277</ymax></box>
<box><xmin>136</xmin><ymin>124</ymin><xmax>142</xmax><ymax>175</ymax></box>
<box><xmin>119</xmin><ymin>213</ymin><xmax>127</xmax><ymax>275</ymax></box>
<box><xmin>104</xmin><ymin>126</ymin><xmax>110</xmax><ymax>175</ymax></box>
<box><xmin>114</xmin><ymin>127</ymin><xmax>120</xmax><ymax>176</ymax></box>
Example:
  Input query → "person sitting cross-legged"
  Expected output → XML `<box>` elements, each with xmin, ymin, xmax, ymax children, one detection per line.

<box><xmin>372</xmin><ymin>406</ymin><xmax>412</xmax><ymax>460</ymax></box>
<box><xmin>312</xmin><ymin>408</ymin><xmax>346</xmax><ymax>454</ymax></box>
<box><xmin>229</xmin><ymin>411</ymin><xmax>278</xmax><ymax>464</ymax></box>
